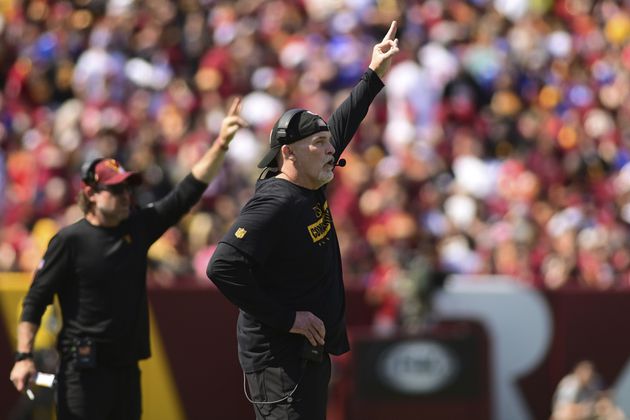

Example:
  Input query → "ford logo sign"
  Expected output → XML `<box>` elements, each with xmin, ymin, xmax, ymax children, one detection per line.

<box><xmin>376</xmin><ymin>341</ymin><xmax>458</xmax><ymax>394</ymax></box>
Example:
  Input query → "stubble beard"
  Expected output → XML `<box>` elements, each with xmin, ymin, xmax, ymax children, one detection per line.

<box><xmin>97</xmin><ymin>203</ymin><xmax>130</xmax><ymax>225</ymax></box>
<box><xmin>319</xmin><ymin>168</ymin><xmax>334</xmax><ymax>186</ymax></box>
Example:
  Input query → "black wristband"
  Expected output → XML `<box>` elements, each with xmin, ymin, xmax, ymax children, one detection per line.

<box><xmin>14</xmin><ymin>351</ymin><xmax>34</xmax><ymax>362</ymax></box>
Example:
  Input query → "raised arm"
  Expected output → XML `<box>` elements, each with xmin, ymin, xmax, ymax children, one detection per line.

<box><xmin>327</xmin><ymin>21</ymin><xmax>400</xmax><ymax>158</ymax></box>
<box><xmin>145</xmin><ymin>98</ymin><xmax>247</xmax><ymax>239</ymax></box>
<box><xmin>192</xmin><ymin>97</ymin><xmax>248</xmax><ymax>183</ymax></box>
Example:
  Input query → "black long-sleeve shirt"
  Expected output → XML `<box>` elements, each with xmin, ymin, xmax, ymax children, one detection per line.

<box><xmin>21</xmin><ymin>174</ymin><xmax>208</xmax><ymax>366</ymax></box>
<box><xmin>207</xmin><ymin>69</ymin><xmax>384</xmax><ymax>372</ymax></box>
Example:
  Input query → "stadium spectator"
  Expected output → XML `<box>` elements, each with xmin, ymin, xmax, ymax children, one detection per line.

<box><xmin>551</xmin><ymin>360</ymin><xmax>603</xmax><ymax>420</ymax></box>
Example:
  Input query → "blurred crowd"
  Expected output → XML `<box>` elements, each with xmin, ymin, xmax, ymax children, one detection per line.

<box><xmin>4</xmin><ymin>0</ymin><xmax>630</xmax><ymax>323</ymax></box>
<box><xmin>551</xmin><ymin>360</ymin><xmax>626</xmax><ymax>420</ymax></box>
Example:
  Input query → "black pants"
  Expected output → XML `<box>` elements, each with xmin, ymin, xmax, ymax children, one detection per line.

<box><xmin>56</xmin><ymin>360</ymin><xmax>142</xmax><ymax>420</ymax></box>
<box><xmin>246</xmin><ymin>354</ymin><xmax>331</xmax><ymax>420</ymax></box>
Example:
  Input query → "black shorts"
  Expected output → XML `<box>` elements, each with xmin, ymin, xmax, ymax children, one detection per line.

<box><xmin>245</xmin><ymin>354</ymin><xmax>331</xmax><ymax>420</ymax></box>
<box><xmin>56</xmin><ymin>360</ymin><xmax>141</xmax><ymax>420</ymax></box>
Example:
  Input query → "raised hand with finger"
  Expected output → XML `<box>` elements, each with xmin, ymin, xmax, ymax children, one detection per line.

<box><xmin>218</xmin><ymin>96</ymin><xmax>248</xmax><ymax>150</ymax></box>
<box><xmin>369</xmin><ymin>20</ymin><xmax>400</xmax><ymax>79</ymax></box>
<box><xmin>192</xmin><ymin>96</ymin><xmax>248</xmax><ymax>183</ymax></box>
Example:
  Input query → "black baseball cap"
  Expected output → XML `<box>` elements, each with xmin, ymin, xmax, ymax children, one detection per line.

<box><xmin>257</xmin><ymin>109</ymin><xmax>329</xmax><ymax>168</ymax></box>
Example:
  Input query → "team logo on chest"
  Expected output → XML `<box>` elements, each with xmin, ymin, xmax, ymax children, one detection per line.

<box><xmin>308</xmin><ymin>201</ymin><xmax>332</xmax><ymax>244</ymax></box>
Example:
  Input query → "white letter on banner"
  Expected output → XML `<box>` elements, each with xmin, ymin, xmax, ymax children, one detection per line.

<box><xmin>433</xmin><ymin>276</ymin><xmax>552</xmax><ymax>420</ymax></box>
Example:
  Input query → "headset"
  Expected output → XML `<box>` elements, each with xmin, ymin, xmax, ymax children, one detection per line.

<box><xmin>276</xmin><ymin>108</ymin><xmax>346</xmax><ymax>167</ymax></box>
<box><xmin>258</xmin><ymin>109</ymin><xmax>305</xmax><ymax>179</ymax></box>
<box><xmin>259</xmin><ymin>108</ymin><xmax>345</xmax><ymax>179</ymax></box>
<box><xmin>274</xmin><ymin>108</ymin><xmax>306</xmax><ymax>144</ymax></box>
<box><xmin>80</xmin><ymin>158</ymin><xmax>104</xmax><ymax>187</ymax></box>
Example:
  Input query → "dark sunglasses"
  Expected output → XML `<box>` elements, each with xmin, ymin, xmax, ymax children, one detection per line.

<box><xmin>96</xmin><ymin>183</ymin><xmax>131</xmax><ymax>195</ymax></box>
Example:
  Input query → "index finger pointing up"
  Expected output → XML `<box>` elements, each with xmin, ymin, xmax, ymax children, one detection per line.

<box><xmin>382</xmin><ymin>21</ymin><xmax>397</xmax><ymax>42</ymax></box>
<box><xmin>228</xmin><ymin>97</ymin><xmax>242</xmax><ymax>117</ymax></box>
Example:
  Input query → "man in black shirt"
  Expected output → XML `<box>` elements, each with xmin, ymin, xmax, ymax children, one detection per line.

<box><xmin>9</xmin><ymin>98</ymin><xmax>246</xmax><ymax>419</ymax></box>
<box><xmin>207</xmin><ymin>22</ymin><xmax>399</xmax><ymax>419</ymax></box>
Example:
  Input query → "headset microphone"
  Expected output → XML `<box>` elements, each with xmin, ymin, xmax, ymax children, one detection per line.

<box><xmin>334</xmin><ymin>158</ymin><xmax>346</xmax><ymax>168</ymax></box>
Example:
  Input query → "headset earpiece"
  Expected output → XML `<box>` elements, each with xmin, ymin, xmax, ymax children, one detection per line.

<box><xmin>275</xmin><ymin>109</ymin><xmax>305</xmax><ymax>143</ymax></box>
<box><xmin>81</xmin><ymin>158</ymin><xmax>104</xmax><ymax>187</ymax></box>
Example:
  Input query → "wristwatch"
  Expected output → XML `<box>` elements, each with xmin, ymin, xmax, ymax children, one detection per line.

<box><xmin>14</xmin><ymin>351</ymin><xmax>34</xmax><ymax>362</ymax></box>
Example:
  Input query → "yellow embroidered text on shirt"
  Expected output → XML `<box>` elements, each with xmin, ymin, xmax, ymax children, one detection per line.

<box><xmin>308</xmin><ymin>202</ymin><xmax>332</xmax><ymax>243</ymax></box>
